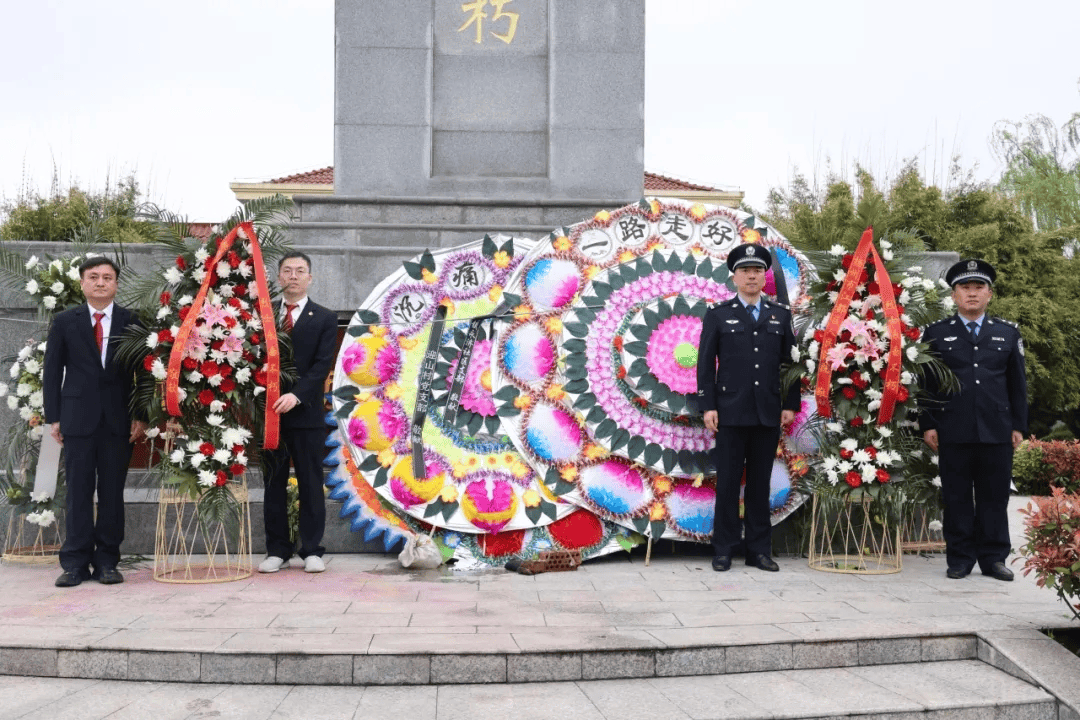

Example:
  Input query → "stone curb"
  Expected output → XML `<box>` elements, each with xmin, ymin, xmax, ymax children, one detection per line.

<box><xmin>977</xmin><ymin>628</ymin><xmax>1080</xmax><ymax>720</ymax></box>
<box><xmin>0</xmin><ymin>633</ymin><xmax>978</xmax><ymax>686</ymax></box>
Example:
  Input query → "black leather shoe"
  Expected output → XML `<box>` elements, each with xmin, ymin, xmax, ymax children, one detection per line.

<box><xmin>94</xmin><ymin>567</ymin><xmax>124</xmax><ymax>585</ymax></box>
<box><xmin>946</xmin><ymin>566</ymin><xmax>972</xmax><ymax>579</ymax></box>
<box><xmin>55</xmin><ymin>570</ymin><xmax>85</xmax><ymax>587</ymax></box>
<box><xmin>711</xmin><ymin>555</ymin><xmax>731</xmax><ymax>572</ymax></box>
<box><xmin>982</xmin><ymin>562</ymin><xmax>1014</xmax><ymax>582</ymax></box>
<box><xmin>747</xmin><ymin>554</ymin><xmax>779</xmax><ymax>572</ymax></box>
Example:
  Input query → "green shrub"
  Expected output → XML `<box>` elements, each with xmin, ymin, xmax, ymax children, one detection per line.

<box><xmin>1017</xmin><ymin>488</ymin><xmax>1080</xmax><ymax>621</ymax></box>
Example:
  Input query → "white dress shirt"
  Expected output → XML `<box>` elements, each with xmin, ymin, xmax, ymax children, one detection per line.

<box><xmin>89</xmin><ymin>302</ymin><xmax>114</xmax><ymax>368</ymax></box>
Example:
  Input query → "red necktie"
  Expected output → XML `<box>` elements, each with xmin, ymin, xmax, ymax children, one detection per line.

<box><xmin>284</xmin><ymin>304</ymin><xmax>297</xmax><ymax>333</ymax></box>
<box><xmin>93</xmin><ymin>312</ymin><xmax>105</xmax><ymax>352</ymax></box>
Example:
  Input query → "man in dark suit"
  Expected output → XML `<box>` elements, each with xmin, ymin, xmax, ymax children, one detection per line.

<box><xmin>259</xmin><ymin>251</ymin><xmax>338</xmax><ymax>574</ymax></box>
<box><xmin>43</xmin><ymin>257</ymin><xmax>147</xmax><ymax>587</ymax></box>
<box><xmin>920</xmin><ymin>259</ymin><xmax>1027</xmax><ymax>581</ymax></box>
<box><xmin>697</xmin><ymin>243</ymin><xmax>799</xmax><ymax>572</ymax></box>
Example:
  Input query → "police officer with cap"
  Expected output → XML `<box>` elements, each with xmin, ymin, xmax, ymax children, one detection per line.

<box><xmin>920</xmin><ymin>258</ymin><xmax>1027</xmax><ymax>581</ymax></box>
<box><xmin>697</xmin><ymin>243</ymin><xmax>799</xmax><ymax>572</ymax></box>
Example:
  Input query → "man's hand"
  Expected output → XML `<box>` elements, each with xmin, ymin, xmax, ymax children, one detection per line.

<box><xmin>703</xmin><ymin>410</ymin><xmax>718</xmax><ymax>433</ymax></box>
<box><xmin>923</xmin><ymin>429</ymin><xmax>939</xmax><ymax>453</ymax></box>
<box><xmin>130</xmin><ymin>420</ymin><xmax>148</xmax><ymax>443</ymax></box>
<box><xmin>1012</xmin><ymin>430</ymin><xmax>1023</xmax><ymax>450</ymax></box>
<box><xmin>781</xmin><ymin>410</ymin><xmax>796</xmax><ymax>427</ymax></box>
<box><xmin>50</xmin><ymin>422</ymin><xmax>63</xmax><ymax>446</ymax></box>
<box><xmin>273</xmin><ymin>393</ymin><xmax>300</xmax><ymax>414</ymax></box>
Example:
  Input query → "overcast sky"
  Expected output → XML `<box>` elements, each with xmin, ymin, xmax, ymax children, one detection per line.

<box><xmin>2</xmin><ymin>0</ymin><xmax>1077</xmax><ymax>221</ymax></box>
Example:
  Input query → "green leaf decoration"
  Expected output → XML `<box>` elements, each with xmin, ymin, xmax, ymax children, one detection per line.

<box><xmin>651</xmin><ymin>249</ymin><xmax>666</xmax><ymax>271</ymax></box>
<box><xmin>499</xmin><ymin>238</ymin><xmax>515</xmax><ymax>256</ymax></box>
<box><xmin>423</xmin><ymin>498</ymin><xmax>445</xmax><ymax>518</ymax></box>
<box><xmin>357</xmin><ymin>309</ymin><xmax>380</xmax><ymax>325</ymax></box>
<box><xmin>696</xmin><ymin>257</ymin><xmax>714</xmax><ymax>279</ymax></box>
<box><xmin>545</xmin><ymin>466</ymin><xmax>562</xmax><ymax>487</ymax></box>
<box><xmin>359</xmin><ymin>454</ymin><xmax>381</xmax><ymax>472</ymax></box>
<box><xmin>575</xmin><ymin>307</ymin><xmax>596</xmax><ymax>325</ymax></box>
<box><xmin>466</xmin><ymin>413</ymin><xmax>484</xmax><ymax>436</ymax></box>
<box><xmin>525</xmin><ymin>504</ymin><xmax>542</xmax><ymax>524</ymax></box>
<box><xmin>642</xmin><ymin>307</ymin><xmax>660</xmax><ymax>328</ymax></box>
<box><xmin>575</xmin><ymin>393</ymin><xmax>598</xmax><ymax>411</ymax></box>
<box><xmin>632</xmin><ymin>516</ymin><xmax>649</xmax><ymax>533</ymax></box>
<box><xmin>564</xmin><ymin>339</ymin><xmax>586</xmax><ymax>354</ymax></box>
<box><xmin>540</xmin><ymin>500</ymin><xmax>557</xmax><ymax>521</ymax></box>
<box><xmin>634</xmin><ymin>257</ymin><xmax>653</xmax><ymax>277</ymax></box>
<box><xmin>439</xmin><ymin>347</ymin><xmax>459</xmax><ymax>362</ymax></box>
<box><xmin>420</xmin><ymin>250</ymin><xmax>436</xmax><ymax>273</ymax></box>
<box><xmin>554</xmin><ymin>479</ymin><xmax>576</xmax><ymax>495</ymax></box>
<box><xmin>624</xmin><ymin>340</ymin><xmax>648</xmax><ymax>357</ymax></box>
<box><xmin>694</xmin><ymin>451</ymin><xmax>712</xmax><ymax>473</ymax></box>
<box><xmin>595</xmin><ymin>418</ymin><xmax>617</xmax><ymax>439</ymax></box>
<box><xmin>502</xmin><ymin>292</ymin><xmax>522</xmax><ymax>308</ymax></box>
<box><xmin>608</xmin><ymin>274</ymin><xmax>625</xmax><ymax>290</ymax></box>
<box><xmin>616</xmin><ymin>534</ymin><xmax>639</xmax><ymax>552</ymax></box>
<box><xmin>681</xmin><ymin>255</ymin><xmax>697</xmax><ymax>275</ymax></box>
<box><xmin>644</xmin><ymin>443</ymin><xmax>662</xmax><ymax>466</ymax></box>
<box><xmin>586</xmin><ymin>405</ymin><xmax>606</xmax><ymax>423</ymax></box>
<box><xmin>564</xmin><ymin>349</ymin><xmax>587</xmax><ymax>368</ymax></box>
<box><xmin>431</xmin><ymin>377</ymin><xmax>448</xmax><ymax>392</ymax></box>
<box><xmin>666</xmin><ymin>393</ymin><xmax>684</xmax><ymax>413</ymax></box>
<box><xmin>332</xmin><ymin>385</ymin><xmax>361</xmax><ymax>400</ymax></box>
<box><xmin>453</xmin><ymin>328</ymin><xmax>467</xmax><ymax>347</ymax></box>
<box><xmin>484</xmin><ymin>415</ymin><xmax>501</xmax><ymax>434</ymax></box>
<box><xmin>691</xmin><ymin>301</ymin><xmax>708</xmax><ymax>318</ymax></box>
<box><xmin>628</xmin><ymin>358</ymin><xmax>650</xmax><ymax>377</ymax></box>
<box><xmin>441</xmin><ymin>500</ymin><xmax>458</xmax><ymax>521</ymax></box>
<box><xmin>346</xmin><ymin>325</ymin><xmax>367</xmax><ymax>338</ymax></box>
<box><xmin>658</xmin><ymin>299</ymin><xmax>674</xmax><ymax>321</ymax></box>
<box><xmin>650</xmin><ymin>519</ymin><xmax>667</xmax><ymax>539</ymax></box>
<box><xmin>619</xmin><ymin>263</ymin><xmax>638</xmax><ymax>283</ymax></box>
<box><xmin>662</xmin><ymin>449</ymin><xmax>678</xmax><ymax>473</ymax></box>
<box><xmin>592</xmin><ymin>281</ymin><xmax>612</xmax><ymax>301</ymax></box>
<box><xmin>713</xmin><ymin>265</ymin><xmax>730</xmax><ymax>285</ymax></box>
<box><xmin>564</xmin><ymin>322</ymin><xmax>589</xmax><ymax>338</ymax></box>
<box><xmin>563</xmin><ymin>365</ymin><xmax>588</xmax><ymax>381</ymax></box>
<box><xmin>630</xmin><ymin>325</ymin><xmax>652</xmax><ymax>341</ymax></box>
<box><xmin>497</xmin><ymin>405</ymin><xmax>521</xmax><ymax>417</ymax></box>
<box><xmin>373</xmin><ymin>466</ymin><xmax>389</xmax><ymax>488</ymax></box>
<box><xmin>564</xmin><ymin>378</ymin><xmax>589</xmax><ymax>394</ymax></box>
<box><xmin>493</xmin><ymin>386</ymin><xmax>520</xmax><ymax>401</ymax></box>
<box><xmin>334</xmin><ymin>401</ymin><xmax>357</xmax><ymax>420</ymax></box>
<box><xmin>744</xmin><ymin>214</ymin><xmax>756</xmax><ymax>229</ymax></box>
<box><xmin>638</xmin><ymin>198</ymin><xmax>652</xmax><ymax>210</ymax></box>
<box><xmin>678</xmin><ymin>449</ymin><xmax>694</xmax><ymax>472</ymax></box>
<box><xmin>628</xmin><ymin>435</ymin><xmax>645</xmax><ymax>459</ymax></box>
<box><xmin>403</xmin><ymin>261</ymin><xmax>423</xmax><ymax>281</ymax></box>
<box><xmin>610</xmin><ymin>428</ymin><xmax>630</xmax><ymax>452</ymax></box>
<box><xmin>636</xmin><ymin>374</ymin><xmax>659</xmax><ymax>393</ymax></box>
<box><xmin>482</xmin><ymin>235</ymin><xmax>498</xmax><ymax>258</ymax></box>
<box><xmin>673</xmin><ymin>296</ymin><xmax>691</xmax><ymax>317</ymax></box>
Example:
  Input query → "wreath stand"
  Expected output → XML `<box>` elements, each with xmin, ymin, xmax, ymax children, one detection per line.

<box><xmin>900</xmin><ymin>505</ymin><xmax>946</xmax><ymax>554</ymax></box>
<box><xmin>2</xmin><ymin>508</ymin><xmax>63</xmax><ymax>565</ymax></box>
<box><xmin>153</xmin><ymin>478</ymin><xmax>252</xmax><ymax>583</ymax></box>
<box><xmin>808</xmin><ymin>490</ymin><xmax>901</xmax><ymax>574</ymax></box>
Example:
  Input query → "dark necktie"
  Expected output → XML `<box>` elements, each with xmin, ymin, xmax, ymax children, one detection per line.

<box><xmin>93</xmin><ymin>312</ymin><xmax>105</xmax><ymax>352</ymax></box>
<box><xmin>967</xmin><ymin>321</ymin><xmax>978</xmax><ymax>340</ymax></box>
<box><xmin>284</xmin><ymin>303</ymin><xmax>298</xmax><ymax>333</ymax></box>
<box><xmin>748</xmin><ymin>304</ymin><xmax>758</xmax><ymax>323</ymax></box>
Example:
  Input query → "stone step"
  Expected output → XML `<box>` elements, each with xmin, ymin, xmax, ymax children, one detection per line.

<box><xmin>0</xmin><ymin>660</ymin><xmax>1060</xmax><ymax>719</ymax></box>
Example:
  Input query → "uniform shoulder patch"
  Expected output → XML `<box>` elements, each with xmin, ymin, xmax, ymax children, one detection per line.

<box><xmin>992</xmin><ymin>316</ymin><xmax>1019</xmax><ymax>328</ymax></box>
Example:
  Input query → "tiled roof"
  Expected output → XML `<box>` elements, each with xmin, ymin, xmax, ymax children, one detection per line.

<box><xmin>257</xmin><ymin>167</ymin><xmax>723</xmax><ymax>193</ymax></box>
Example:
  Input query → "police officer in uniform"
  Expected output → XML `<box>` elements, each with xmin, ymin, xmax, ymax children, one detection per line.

<box><xmin>697</xmin><ymin>243</ymin><xmax>799</xmax><ymax>572</ymax></box>
<box><xmin>920</xmin><ymin>259</ymin><xmax>1027</xmax><ymax>581</ymax></box>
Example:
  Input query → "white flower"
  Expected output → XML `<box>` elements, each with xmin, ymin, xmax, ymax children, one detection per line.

<box><xmin>67</xmin><ymin>266</ymin><xmax>80</xmax><ymax>281</ymax></box>
<box><xmin>0</xmin><ymin>382</ymin><xmax>6</xmax><ymax>397</ymax></box>
<box><xmin>901</xmin><ymin>314</ymin><xmax>912</xmax><ymax>326</ymax></box>
<box><xmin>861</xmin><ymin>465</ymin><xmax>877</xmax><ymax>483</ymax></box>
<box><xmin>156</xmin><ymin>306</ymin><xmax>171</xmax><ymax>320</ymax></box>
<box><xmin>186</xmin><ymin>440</ymin><xmax>202</xmax><ymax>453</ymax></box>
<box><xmin>840</xmin><ymin>438</ymin><xmax>859</xmax><ymax>452</ymax></box>
<box><xmin>220</xmin><ymin>428</ymin><xmax>244</xmax><ymax>447</ymax></box>
<box><xmin>18</xmin><ymin>406</ymin><xmax>32</xmax><ymax>420</ymax></box>
<box><xmin>22</xmin><ymin>358</ymin><xmax>39</xmax><ymax>374</ymax></box>
<box><xmin>30</xmin><ymin>490</ymin><xmax>52</xmax><ymax>502</ymax></box>
<box><xmin>826</xmin><ymin>470</ymin><xmax>839</xmax><ymax>485</ymax></box>
<box><xmin>42</xmin><ymin>296</ymin><xmax>58</xmax><ymax>310</ymax></box>
<box><xmin>906</xmin><ymin>346</ymin><xmax>919</xmax><ymax>361</ymax></box>
<box><xmin>829</xmin><ymin>244</ymin><xmax>846</xmax><ymax>256</ymax></box>
<box><xmin>163</xmin><ymin>267</ymin><xmax>183</xmax><ymax>284</ymax></box>
<box><xmin>882</xmin><ymin>250</ymin><xmax>893</xmax><ymax>261</ymax></box>
<box><xmin>928</xmin><ymin>520</ymin><xmax>943</xmax><ymax>532</ymax></box>
<box><xmin>218</xmin><ymin>284</ymin><xmax>234</xmax><ymax>298</ymax></box>
<box><xmin>207</xmin><ymin>414</ymin><xmax>224</xmax><ymax>427</ymax></box>
<box><xmin>197</xmin><ymin>470</ymin><xmax>216</xmax><ymax>488</ymax></box>
<box><xmin>28</xmin><ymin>391</ymin><xmax>43</xmax><ymax>408</ymax></box>
<box><xmin>178</xmin><ymin>294</ymin><xmax>194</xmax><ymax>305</ymax></box>
<box><xmin>922</xmin><ymin>279</ymin><xmax>935</xmax><ymax>292</ymax></box>
<box><xmin>210</xmin><ymin>350</ymin><xmax>226</xmax><ymax>363</ymax></box>
<box><xmin>212</xmin><ymin>448</ymin><xmax>231</xmax><ymax>464</ymax></box>
<box><xmin>49</xmin><ymin>259</ymin><xmax>62</xmax><ymax>270</ymax></box>
<box><xmin>807</xmin><ymin>341</ymin><xmax>819</xmax><ymax>358</ymax></box>
<box><xmin>867</xmin><ymin>399</ymin><xmax>881</xmax><ymax>412</ymax></box>
<box><xmin>898</xmin><ymin>290</ymin><xmax>910</xmax><ymax>305</ymax></box>
<box><xmin>169</xmin><ymin>449</ymin><xmax>185</xmax><ymax>464</ymax></box>
<box><xmin>25</xmin><ymin>279</ymin><xmax>39</xmax><ymax>295</ymax></box>
<box><xmin>6</xmin><ymin>396</ymin><xmax>18</xmax><ymax>410</ymax></box>
<box><xmin>193</xmin><ymin>268</ymin><xmax>207</xmax><ymax>283</ymax></box>
<box><xmin>821</xmin><ymin>456</ymin><xmax>839</xmax><ymax>471</ymax></box>
<box><xmin>943</xmin><ymin>297</ymin><xmax>955</xmax><ymax>311</ymax></box>
<box><xmin>253</xmin><ymin>387</ymin><xmax>265</xmax><ymax>397</ymax></box>
<box><xmin>190</xmin><ymin>452</ymin><xmax>207</xmax><ymax>468</ymax></box>
<box><xmin>144</xmin><ymin>427</ymin><xmax>160</xmax><ymax>439</ymax></box>
<box><xmin>194</xmin><ymin>247</ymin><xmax>210</xmax><ymax>263</ymax></box>
<box><xmin>870</xmin><ymin>358</ymin><xmax>884</xmax><ymax>372</ymax></box>
<box><xmin>237</xmin><ymin>262</ymin><xmax>253</xmax><ymax>278</ymax></box>
<box><xmin>790</xmin><ymin>346</ymin><xmax>801</xmax><ymax>362</ymax></box>
<box><xmin>901</xmin><ymin>276</ymin><xmax>919</xmax><ymax>288</ymax></box>
<box><xmin>186</xmin><ymin>371</ymin><xmax>203</xmax><ymax>383</ymax></box>
<box><xmin>151</xmin><ymin>359</ymin><xmax>167</xmax><ymax>381</ymax></box>
<box><xmin>806</xmin><ymin>360</ymin><xmax>816</xmax><ymax>374</ymax></box>
<box><xmin>37</xmin><ymin>342</ymin><xmax>46</xmax><ymax>353</ymax></box>
<box><xmin>17</xmin><ymin>345</ymin><xmax>32</xmax><ymax>361</ymax></box>
<box><xmin>836</xmin><ymin>377</ymin><xmax>854</xmax><ymax>385</ymax></box>
<box><xmin>25</xmin><ymin>255</ymin><xmax>39</xmax><ymax>270</ymax></box>
<box><xmin>216</xmin><ymin>261</ymin><xmax>231</xmax><ymax>278</ymax></box>
<box><xmin>27</xmin><ymin>510</ymin><xmax>55</xmax><ymax>527</ymax></box>
<box><xmin>236</xmin><ymin>427</ymin><xmax>252</xmax><ymax>441</ymax></box>
<box><xmin>931</xmin><ymin>475</ymin><xmax>942</xmax><ymax>487</ymax></box>
<box><xmin>29</xmin><ymin>425</ymin><xmax>44</xmax><ymax>440</ymax></box>
<box><xmin>852</xmin><ymin>449</ymin><xmax>873</xmax><ymax>466</ymax></box>
<box><xmin>931</xmin><ymin>454</ymin><xmax>939</xmax><ymax>465</ymax></box>
<box><xmin>837</xmin><ymin>460</ymin><xmax>853</xmax><ymax>474</ymax></box>
<box><xmin>207</xmin><ymin>374</ymin><xmax>223</xmax><ymax>387</ymax></box>
<box><xmin>16</xmin><ymin>383</ymin><xmax>31</xmax><ymax>397</ymax></box>
<box><xmin>828</xmin><ymin>292</ymin><xmax>839</xmax><ymax>303</ymax></box>
<box><xmin>825</xmin><ymin>422</ymin><xmax>843</xmax><ymax>433</ymax></box>
<box><xmin>833</xmin><ymin>269</ymin><xmax>847</xmax><ymax>282</ymax></box>
<box><xmin>234</xmin><ymin>451</ymin><xmax>248</xmax><ymax>467</ymax></box>
<box><xmin>145</xmin><ymin>332</ymin><xmax>159</xmax><ymax>349</ymax></box>
<box><xmin>49</xmin><ymin>281</ymin><xmax>64</xmax><ymax>294</ymax></box>
<box><xmin>876</xmin><ymin>426</ymin><xmax>893</xmax><ymax>438</ymax></box>
<box><xmin>9</xmin><ymin>364</ymin><xmax>20</xmax><ymax>379</ymax></box>
<box><xmin>206</xmin><ymin>400</ymin><xmax>224</xmax><ymax>414</ymax></box>
<box><xmin>900</xmin><ymin>372</ymin><xmax>914</xmax><ymax>385</ymax></box>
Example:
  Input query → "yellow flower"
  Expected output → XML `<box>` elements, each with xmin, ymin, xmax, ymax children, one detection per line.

<box><xmin>594</xmin><ymin>210</ymin><xmax>611</xmax><ymax>223</ymax></box>
<box><xmin>421</xmin><ymin>268</ymin><xmax>438</xmax><ymax>284</ymax></box>
<box><xmin>383</xmin><ymin>382</ymin><xmax>404</xmax><ymax>400</ymax></box>
<box><xmin>648</xmin><ymin>199</ymin><xmax>661</xmax><ymax>215</ymax></box>
<box><xmin>451</xmin><ymin>461</ymin><xmax>470</xmax><ymax>479</ymax></box>
<box><xmin>439</xmin><ymin>485</ymin><xmax>458</xmax><ymax>503</ymax></box>
<box><xmin>488</xmin><ymin>284</ymin><xmax>503</xmax><ymax>302</ymax></box>
<box><xmin>398</xmin><ymin>336</ymin><xmax>419</xmax><ymax>350</ymax></box>
<box><xmin>287</xmin><ymin>476</ymin><xmax>298</xmax><ymax>487</ymax></box>
<box><xmin>480</xmin><ymin>369</ymin><xmax>492</xmax><ymax>392</ymax></box>
<box><xmin>522</xmin><ymin>489</ymin><xmax>541</xmax><ymax>508</ymax></box>
<box><xmin>486</xmin><ymin>455</ymin><xmax>499</xmax><ymax>466</ymax></box>
<box><xmin>553</xmin><ymin>236</ymin><xmax>572</xmax><ymax>252</ymax></box>
<box><xmin>513</xmin><ymin>394</ymin><xmax>533</xmax><ymax>409</ymax></box>
<box><xmin>370</xmin><ymin>325</ymin><xmax>388</xmax><ymax>337</ymax></box>
<box><xmin>376</xmin><ymin>449</ymin><xmax>396</xmax><ymax>468</ymax></box>
<box><xmin>653</xmin><ymin>476</ymin><xmax>672</xmax><ymax>494</ymax></box>
<box><xmin>560</xmin><ymin>466</ymin><xmax>578</xmax><ymax>482</ymax></box>
<box><xmin>503</xmin><ymin>452</ymin><xmax>517</xmax><ymax>464</ymax></box>
<box><xmin>492</xmin><ymin>250</ymin><xmax>511</xmax><ymax>269</ymax></box>
<box><xmin>692</xmin><ymin>474</ymin><xmax>704</xmax><ymax>488</ymax></box>
<box><xmin>742</xmin><ymin>228</ymin><xmax>761</xmax><ymax>244</ymax></box>
<box><xmin>514</xmin><ymin>304</ymin><xmax>532</xmax><ymax>322</ymax></box>
<box><xmin>509</xmin><ymin>461</ymin><xmax>531</xmax><ymax>479</ymax></box>
<box><xmin>545</xmin><ymin>384</ymin><xmax>566</xmax><ymax>402</ymax></box>
<box><xmin>649</xmin><ymin>502</ymin><xmax>666</xmax><ymax>521</ymax></box>
<box><xmin>439</xmin><ymin>297</ymin><xmax>456</xmax><ymax>315</ymax></box>
<box><xmin>646</xmin><ymin>239</ymin><xmax>664</xmax><ymax>252</ymax></box>
<box><xmin>356</xmin><ymin>390</ymin><xmax>373</xmax><ymax>402</ymax></box>
<box><xmin>544</xmin><ymin>316</ymin><xmax>563</xmax><ymax>335</ymax></box>
<box><xmin>583</xmin><ymin>265</ymin><xmax>601</xmax><ymax>280</ymax></box>
<box><xmin>584</xmin><ymin>444</ymin><xmax>607</xmax><ymax>460</ymax></box>
<box><xmin>689</xmin><ymin>203</ymin><xmax>707</xmax><ymax>221</ymax></box>
<box><xmin>618</xmin><ymin>250</ymin><xmax>635</xmax><ymax>263</ymax></box>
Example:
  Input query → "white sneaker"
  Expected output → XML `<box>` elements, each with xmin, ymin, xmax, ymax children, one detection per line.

<box><xmin>303</xmin><ymin>556</ymin><xmax>326</xmax><ymax>573</ymax></box>
<box><xmin>258</xmin><ymin>556</ymin><xmax>288</xmax><ymax>573</ymax></box>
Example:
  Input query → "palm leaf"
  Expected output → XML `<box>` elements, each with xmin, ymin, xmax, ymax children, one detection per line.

<box><xmin>0</xmin><ymin>243</ymin><xmax>36</xmax><ymax>292</ymax></box>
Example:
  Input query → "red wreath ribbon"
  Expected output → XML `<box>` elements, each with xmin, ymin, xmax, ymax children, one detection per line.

<box><xmin>814</xmin><ymin>227</ymin><xmax>904</xmax><ymax>425</ymax></box>
<box><xmin>164</xmin><ymin>221</ymin><xmax>281</xmax><ymax>449</ymax></box>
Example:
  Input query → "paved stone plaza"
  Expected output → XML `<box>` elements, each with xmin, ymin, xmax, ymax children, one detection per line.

<box><xmin>1</xmin><ymin>498</ymin><xmax>1078</xmax><ymax>718</ymax></box>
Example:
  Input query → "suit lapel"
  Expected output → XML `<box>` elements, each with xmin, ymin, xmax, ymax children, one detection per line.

<box><xmin>104</xmin><ymin>305</ymin><xmax>126</xmax><ymax>368</ymax></box>
<box><xmin>73</xmin><ymin>305</ymin><xmax>103</xmax><ymax>369</ymax></box>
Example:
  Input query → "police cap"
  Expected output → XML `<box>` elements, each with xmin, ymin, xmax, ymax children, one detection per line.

<box><xmin>726</xmin><ymin>243</ymin><xmax>772</xmax><ymax>272</ymax></box>
<box><xmin>946</xmin><ymin>258</ymin><xmax>996</xmax><ymax>287</ymax></box>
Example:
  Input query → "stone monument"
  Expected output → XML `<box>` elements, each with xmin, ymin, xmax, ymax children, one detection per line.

<box><xmin>290</xmin><ymin>0</ymin><xmax>646</xmax><ymax>310</ymax></box>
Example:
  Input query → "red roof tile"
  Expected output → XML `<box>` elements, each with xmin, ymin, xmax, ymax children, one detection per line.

<box><xmin>256</xmin><ymin>167</ymin><xmax>724</xmax><ymax>193</ymax></box>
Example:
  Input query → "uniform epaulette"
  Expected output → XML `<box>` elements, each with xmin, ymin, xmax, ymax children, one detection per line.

<box><xmin>926</xmin><ymin>317</ymin><xmax>951</xmax><ymax>327</ymax></box>
<box><xmin>990</xmin><ymin>316</ymin><xmax>1018</xmax><ymax>328</ymax></box>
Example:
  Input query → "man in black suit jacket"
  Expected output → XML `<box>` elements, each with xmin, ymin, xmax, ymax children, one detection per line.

<box><xmin>920</xmin><ymin>259</ymin><xmax>1027</xmax><ymax>581</ymax></box>
<box><xmin>259</xmin><ymin>252</ymin><xmax>338</xmax><ymax>574</ymax></box>
<box><xmin>43</xmin><ymin>257</ymin><xmax>147</xmax><ymax>587</ymax></box>
<box><xmin>697</xmin><ymin>243</ymin><xmax>799</xmax><ymax>573</ymax></box>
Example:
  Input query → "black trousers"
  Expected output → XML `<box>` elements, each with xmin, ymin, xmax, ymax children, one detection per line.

<box><xmin>263</xmin><ymin>427</ymin><xmax>327</xmax><ymax>559</ymax></box>
<box><xmin>712</xmin><ymin>424</ymin><xmax>780</xmax><ymax>558</ymax></box>
<box><xmin>938</xmin><ymin>441</ymin><xmax>1013</xmax><ymax>572</ymax></box>
<box><xmin>60</xmin><ymin>426</ymin><xmax>133</xmax><ymax>574</ymax></box>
